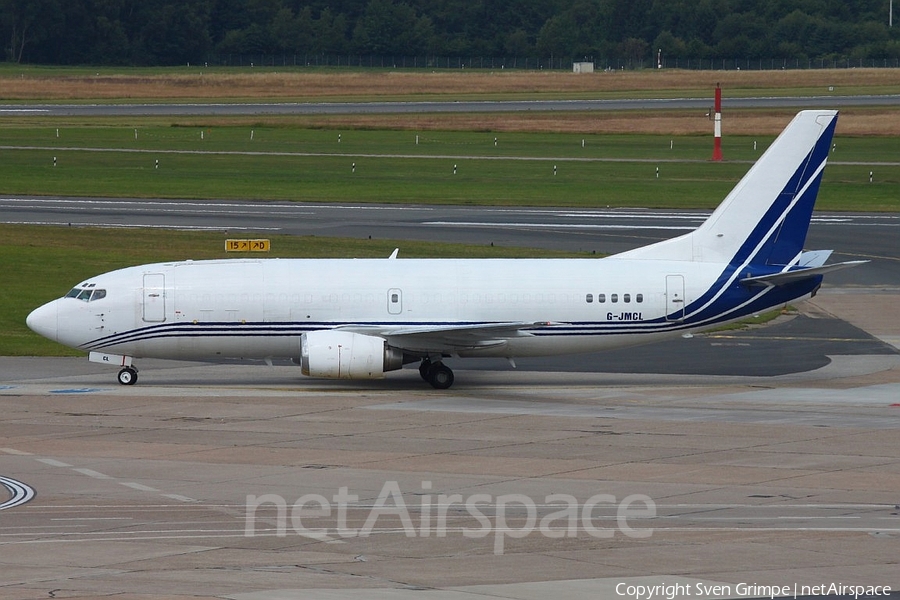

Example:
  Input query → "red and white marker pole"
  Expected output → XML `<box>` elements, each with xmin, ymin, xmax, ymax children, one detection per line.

<box><xmin>712</xmin><ymin>83</ymin><xmax>723</xmax><ymax>161</ymax></box>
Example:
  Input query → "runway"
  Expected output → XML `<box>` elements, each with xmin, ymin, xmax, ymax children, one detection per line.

<box><xmin>2</xmin><ymin>94</ymin><xmax>900</xmax><ymax>117</ymax></box>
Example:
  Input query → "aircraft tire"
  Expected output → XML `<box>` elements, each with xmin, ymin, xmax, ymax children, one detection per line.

<box><xmin>419</xmin><ymin>359</ymin><xmax>432</xmax><ymax>381</ymax></box>
<box><xmin>427</xmin><ymin>363</ymin><xmax>454</xmax><ymax>389</ymax></box>
<box><xmin>117</xmin><ymin>367</ymin><xmax>138</xmax><ymax>386</ymax></box>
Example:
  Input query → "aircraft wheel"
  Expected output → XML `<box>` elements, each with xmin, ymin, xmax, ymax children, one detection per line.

<box><xmin>419</xmin><ymin>359</ymin><xmax>432</xmax><ymax>381</ymax></box>
<box><xmin>117</xmin><ymin>367</ymin><xmax>138</xmax><ymax>386</ymax></box>
<box><xmin>427</xmin><ymin>363</ymin><xmax>454</xmax><ymax>390</ymax></box>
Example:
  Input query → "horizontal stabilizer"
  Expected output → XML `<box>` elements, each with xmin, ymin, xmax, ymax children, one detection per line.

<box><xmin>740</xmin><ymin>261</ymin><xmax>867</xmax><ymax>287</ymax></box>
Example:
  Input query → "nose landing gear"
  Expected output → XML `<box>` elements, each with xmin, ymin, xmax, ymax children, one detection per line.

<box><xmin>89</xmin><ymin>352</ymin><xmax>138</xmax><ymax>386</ymax></box>
<box><xmin>419</xmin><ymin>358</ymin><xmax>454</xmax><ymax>389</ymax></box>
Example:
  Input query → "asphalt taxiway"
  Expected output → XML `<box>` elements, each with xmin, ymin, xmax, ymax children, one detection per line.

<box><xmin>2</xmin><ymin>94</ymin><xmax>900</xmax><ymax>117</ymax></box>
<box><xmin>1</xmin><ymin>288</ymin><xmax>898</xmax><ymax>599</ymax></box>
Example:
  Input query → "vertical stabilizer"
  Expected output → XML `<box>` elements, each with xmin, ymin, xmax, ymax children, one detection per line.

<box><xmin>616</xmin><ymin>110</ymin><xmax>838</xmax><ymax>267</ymax></box>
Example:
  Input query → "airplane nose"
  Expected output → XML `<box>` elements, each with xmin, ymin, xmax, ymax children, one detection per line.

<box><xmin>26</xmin><ymin>300</ymin><xmax>59</xmax><ymax>342</ymax></box>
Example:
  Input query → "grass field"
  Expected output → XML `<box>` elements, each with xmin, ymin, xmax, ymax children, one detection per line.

<box><xmin>5</xmin><ymin>124</ymin><xmax>900</xmax><ymax>159</ymax></box>
<box><xmin>0</xmin><ymin>125</ymin><xmax>897</xmax><ymax>210</ymax></box>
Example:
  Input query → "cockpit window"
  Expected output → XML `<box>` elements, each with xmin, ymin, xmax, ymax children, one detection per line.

<box><xmin>65</xmin><ymin>288</ymin><xmax>107</xmax><ymax>302</ymax></box>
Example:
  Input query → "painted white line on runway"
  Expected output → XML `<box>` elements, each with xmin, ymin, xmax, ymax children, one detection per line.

<box><xmin>1</xmin><ymin>448</ymin><xmax>32</xmax><ymax>456</ymax></box>
<box><xmin>22</xmin><ymin>451</ymin><xmax>199</xmax><ymax>505</ymax></box>
<box><xmin>0</xmin><ymin>197</ymin><xmax>424</xmax><ymax>212</ymax></box>
<box><xmin>162</xmin><ymin>494</ymin><xmax>199</xmax><ymax>503</ymax></box>
<box><xmin>0</xmin><ymin>220</ymin><xmax>281</xmax><ymax>231</ymax></box>
<box><xmin>50</xmin><ymin>517</ymin><xmax>133</xmax><ymax>521</ymax></box>
<box><xmin>2</xmin><ymin>526</ymin><xmax>898</xmax><ymax>546</ymax></box>
<box><xmin>73</xmin><ymin>468</ymin><xmax>113</xmax><ymax>479</ymax></box>
<box><xmin>121</xmin><ymin>482</ymin><xmax>160</xmax><ymax>492</ymax></box>
<box><xmin>424</xmin><ymin>221</ymin><xmax>694</xmax><ymax>231</ymax></box>
<box><xmin>559</xmin><ymin>212</ymin><xmax>706</xmax><ymax>220</ymax></box>
<box><xmin>37</xmin><ymin>458</ymin><xmax>72</xmax><ymax>468</ymax></box>
<box><xmin>0</xmin><ymin>200</ymin><xmax>314</xmax><ymax>218</ymax></box>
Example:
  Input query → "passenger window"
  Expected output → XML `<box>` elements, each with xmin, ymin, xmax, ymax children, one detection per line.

<box><xmin>585</xmin><ymin>294</ymin><xmax>593</xmax><ymax>303</ymax></box>
<box><xmin>624</xmin><ymin>294</ymin><xmax>631</xmax><ymax>303</ymax></box>
<box><xmin>636</xmin><ymin>293</ymin><xmax>643</xmax><ymax>303</ymax></box>
<box><xmin>611</xmin><ymin>293</ymin><xmax>618</xmax><ymax>303</ymax></box>
<box><xmin>91</xmin><ymin>289</ymin><xmax>107</xmax><ymax>301</ymax></box>
<box><xmin>598</xmin><ymin>294</ymin><xmax>606</xmax><ymax>303</ymax></box>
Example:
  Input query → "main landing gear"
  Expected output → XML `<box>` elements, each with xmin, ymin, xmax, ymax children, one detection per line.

<box><xmin>419</xmin><ymin>358</ymin><xmax>454</xmax><ymax>389</ymax></box>
<box><xmin>117</xmin><ymin>366</ymin><xmax>138</xmax><ymax>386</ymax></box>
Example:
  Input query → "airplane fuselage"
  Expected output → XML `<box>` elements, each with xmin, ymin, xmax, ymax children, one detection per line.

<box><xmin>31</xmin><ymin>256</ymin><xmax>817</xmax><ymax>362</ymax></box>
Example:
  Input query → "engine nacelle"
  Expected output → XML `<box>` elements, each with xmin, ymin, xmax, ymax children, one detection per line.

<box><xmin>300</xmin><ymin>330</ymin><xmax>404</xmax><ymax>379</ymax></box>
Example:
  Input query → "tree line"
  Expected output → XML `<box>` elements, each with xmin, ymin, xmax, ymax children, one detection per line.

<box><xmin>2</xmin><ymin>0</ymin><xmax>899</xmax><ymax>67</ymax></box>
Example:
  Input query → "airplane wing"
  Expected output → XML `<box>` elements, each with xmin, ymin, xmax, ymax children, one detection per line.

<box><xmin>338</xmin><ymin>322</ymin><xmax>561</xmax><ymax>353</ymax></box>
<box><xmin>740</xmin><ymin>260</ymin><xmax>867</xmax><ymax>287</ymax></box>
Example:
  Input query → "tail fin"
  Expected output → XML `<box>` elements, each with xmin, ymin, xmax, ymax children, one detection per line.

<box><xmin>616</xmin><ymin>110</ymin><xmax>838</xmax><ymax>267</ymax></box>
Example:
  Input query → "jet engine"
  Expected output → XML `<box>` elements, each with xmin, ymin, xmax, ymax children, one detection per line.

<box><xmin>300</xmin><ymin>330</ymin><xmax>404</xmax><ymax>379</ymax></box>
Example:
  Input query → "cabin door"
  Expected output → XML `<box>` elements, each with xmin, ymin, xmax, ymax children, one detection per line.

<box><xmin>387</xmin><ymin>288</ymin><xmax>402</xmax><ymax>315</ymax></box>
<box><xmin>665</xmin><ymin>275</ymin><xmax>685</xmax><ymax>321</ymax></box>
<box><xmin>143</xmin><ymin>273</ymin><xmax>166</xmax><ymax>323</ymax></box>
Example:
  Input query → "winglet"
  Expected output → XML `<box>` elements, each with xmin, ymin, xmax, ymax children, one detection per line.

<box><xmin>796</xmin><ymin>250</ymin><xmax>833</xmax><ymax>268</ymax></box>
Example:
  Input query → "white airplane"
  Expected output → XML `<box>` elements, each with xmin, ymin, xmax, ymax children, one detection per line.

<box><xmin>27</xmin><ymin>110</ymin><xmax>863</xmax><ymax>389</ymax></box>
